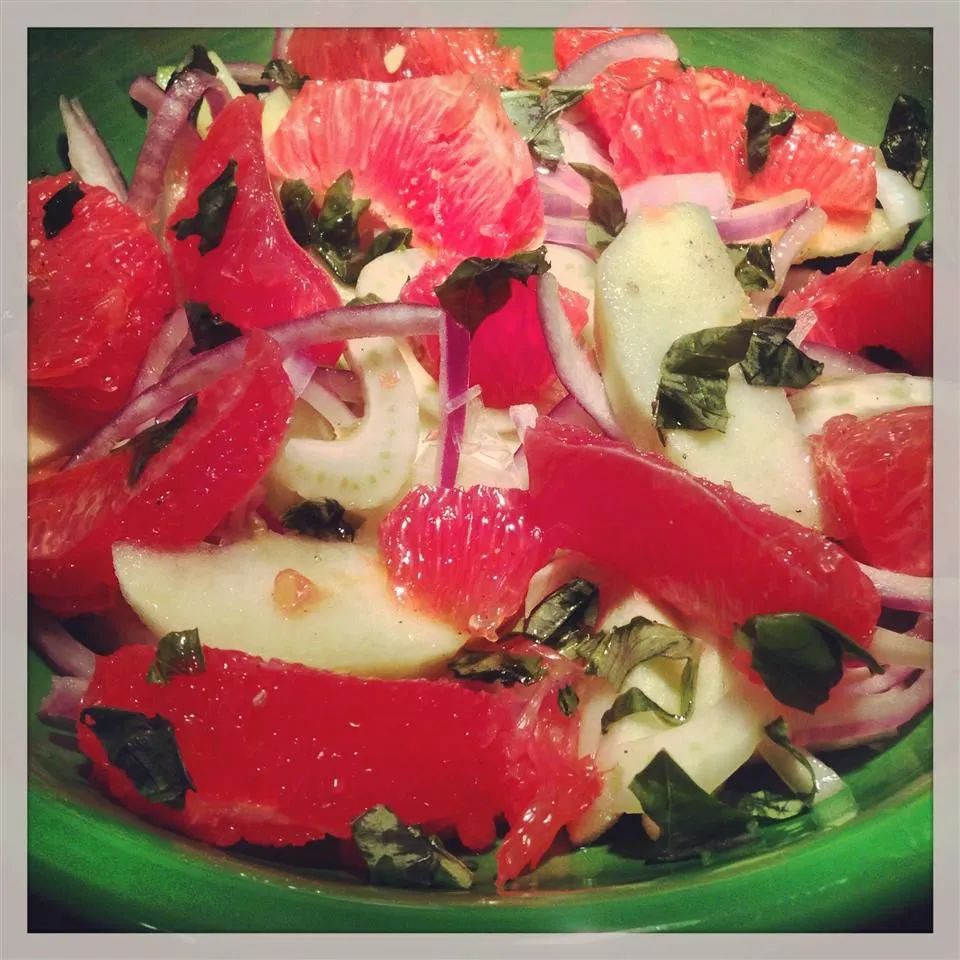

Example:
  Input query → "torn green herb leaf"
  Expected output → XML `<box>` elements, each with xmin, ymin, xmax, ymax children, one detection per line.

<box><xmin>146</xmin><ymin>628</ymin><xmax>206</xmax><ymax>685</ymax></box>
<box><xmin>745</xmin><ymin>104</ymin><xmax>796</xmax><ymax>174</ymax></box>
<box><xmin>125</xmin><ymin>395</ymin><xmax>197</xmax><ymax>486</ymax></box>
<box><xmin>172</xmin><ymin>159</ymin><xmax>237</xmax><ymax>254</ymax></box>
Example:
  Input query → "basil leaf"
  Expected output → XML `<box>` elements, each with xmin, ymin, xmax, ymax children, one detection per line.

<box><xmin>185</xmin><ymin>300</ymin><xmax>242</xmax><ymax>354</ymax></box>
<box><xmin>316</xmin><ymin>170</ymin><xmax>370</xmax><ymax>251</ymax></box>
<box><xmin>736</xmin><ymin>613</ymin><xmax>884</xmax><ymax>714</ymax></box>
<box><xmin>733</xmin><ymin>789</ymin><xmax>806</xmax><ymax>821</ymax></box>
<box><xmin>518</xmin><ymin>72</ymin><xmax>554</xmax><ymax>90</ymax></box>
<box><xmin>166</xmin><ymin>44</ymin><xmax>217</xmax><ymax>92</ymax></box>
<box><xmin>557</xmin><ymin>685</ymin><xmax>579</xmax><ymax>717</ymax></box>
<box><xmin>569</xmin><ymin>163</ymin><xmax>626</xmax><ymax>248</ymax></box>
<box><xmin>500</xmin><ymin>86</ymin><xmax>590</xmax><ymax>169</ymax></box>
<box><xmin>880</xmin><ymin>93</ymin><xmax>930</xmax><ymax>188</ymax></box>
<box><xmin>79</xmin><ymin>707</ymin><xmax>195</xmax><ymax>809</ymax></box>
<box><xmin>282</xmin><ymin>498</ymin><xmax>356</xmax><ymax>542</ymax></box>
<box><xmin>125</xmin><ymin>395</ymin><xmax>197</xmax><ymax>486</ymax></box>
<box><xmin>172</xmin><ymin>159</ymin><xmax>238</xmax><ymax>254</ymax></box>
<box><xmin>322</xmin><ymin>227</ymin><xmax>413</xmax><ymax>286</ymax></box>
<box><xmin>913</xmin><ymin>239</ymin><xmax>932</xmax><ymax>263</ymax></box>
<box><xmin>43</xmin><ymin>181</ymin><xmax>84</xmax><ymax>239</ymax></box>
<box><xmin>745</xmin><ymin>104</ymin><xmax>796</xmax><ymax>175</ymax></box>
<box><xmin>739</xmin><ymin>316</ymin><xmax>824</xmax><ymax>387</ymax></box>
<box><xmin>448</xmin><ymin>649</ymin><xmax>545</xmax><ymax>687</ymax></box>
<box><xmin>629</xmin><ymin>750</ymin><xmax>755</xmax><ymax>861</ymax></box>
<box><xmin>434</xmin><ymin>247</ymin><xmax>549</xmax><ymax>334</ymax></box>
<box><xmin>600</xmin><ymin>655</ymin><xmax>698</xmax><ymax>733</ymax></box>
<box><xmin>279</xmin><ymin>179</ymin><xmax>322</xmax><ymax>246</ymax></box>
<box><xmin>523</xmin><ymin>578</ymin><xmax>599</xmax><ymax>648</ymax></box>
<box><xmin>764</xmin><ymin>716</ymin><xmax>817</xmax><ymax>803</ymax></box>
<box><xmin>562</xmin><ymin>617</ymin><xmax>696</xmax><ymax>691</ymax></box>
<box><xmin>262</xmin><ymin>58</ymin><xmax>309</xmax><ymax>92</ymax></box>
<box><xmin>146</xmin><ymin>628</ymin><xmax>206</xmax><ymax>685</ymax></box>
<box><xmin>727</xmin><ymin>240</ymin><xmax>775</xmax><ymax>292</ymax></box>
<box><xmin>352</xmin><ymin>805</ymin><xmax>474</xmax><ymax>890</ymax></box>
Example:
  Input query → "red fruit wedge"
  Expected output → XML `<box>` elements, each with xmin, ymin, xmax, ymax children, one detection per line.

<box><xmin>285</xmin><ymin>27</ymin><xmax>521</xmax><ymax>87</ymax></box>
<box><xmin>812</xmin><ymin>406</ymin><xmax>933</xmax><ymax>577</ymax></box>
<box><xmin>77</xmin><ymin>640</ymin><xmax>600</xmax><ymax>886</ymax></box>
<box><xmin>28</xmin><ymin>331</ymin><xmax>293</xmax><ymax>615</ymax></box>
<box><xmin>778</xmin><ymin>255</ymin><xmax>933</xmax><ymax>376</ymax></box>
<box><xmin>167</xmin><ymin>95</ymin><xmax>342</xmax><ymax>365</ymax></box>
<box><xmin>28</xmin><ymin>173</ymin><xmax>175</xmax><ymax>413</ymax></box>
<box><xmin>524</xmin><ymin>419</ymin><xmax>880</xmax><ymax>646</ymax></box>
<box><xmin>554</xmin><ymin>27</ymin><xmax>666</xmax><ymax>72</ymax></box>
<box><xmin>400</xmin><ymin>257</ymin><xmax>590</xmax><ymax>409</ymax></box>
<box><xmin>609</xmin><ymin>68</ymin><xmax>876</xmax><ymax>223</ymax></box>
<box><xmin>379</xmin><ymin>485</ymin><xmax>547</xmax><ymax>639</ymax></box>
<box><xmin>264</xmin><ymin>74</ymin><xmax>544</xmax><ymax>259</ymax></box>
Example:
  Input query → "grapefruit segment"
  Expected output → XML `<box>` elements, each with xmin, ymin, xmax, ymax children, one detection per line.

<box><xmin>264</xmin><ymin>74</ymin><xmax>544</xmax><ymax>258</ymax></box>
<box><xmin>812</xmin><ymin>406</ymin><xmax>932</xmax><ymax>576</ymax></box>
<box><xmin>285</xmin><ymin>27</ymin><xmax>521</xmax><ymax>87</ymax></box>
<box><xmin>167</xmin><ymin>95</ymin><xmax>343</xmax><ymax>365</ymax></box>
<box><xmin>524</xmin><ymin>419</ymin><xmax>880</xmax><ymax>647</ymax></box>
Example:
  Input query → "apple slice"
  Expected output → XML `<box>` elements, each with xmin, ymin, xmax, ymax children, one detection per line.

<box><xmin>114</xmin><ymin>532</ymin><xmax>467</xmax><ymax>679</ymax></box>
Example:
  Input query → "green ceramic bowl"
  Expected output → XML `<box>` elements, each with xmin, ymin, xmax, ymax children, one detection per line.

<box><xmin>27</xmin><ymin>26</ymin><xmax>933</xmax><ymax>933</ymax></box>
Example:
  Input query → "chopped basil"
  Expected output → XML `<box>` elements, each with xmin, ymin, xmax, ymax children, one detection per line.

<box><xmin>523</xmin><ymin>578</ymin><xmax>598</xmax><ymax>648</ymax></box>
<box><xmin>125</xmin><ymin>396</ymin><xmax>197</xmax><ymax>486</ymax></box>
<box><xmin>859</xmin><ymin>344</ymin><xmax>909</xmax><ymax>372</ymax></box>
<box><xmin>745</xmin><ymin>104</ymin><xmax>796</xmax><ymax>175</ymax></box>
<box><xmin>346</xmin><ymin>293</ymin><xmax>384</xmax><ymax>307</ymax></box>
<box><xmin>764</xmin><ymin>716</ymin><xmax>817</xmax><ymax>803</ymax></box>
<box><xmin>261</xmin><ymin>58</ymin><xmax>309</xmax><ymax>92</ymax></box>
<box><xmin>172</xmin><ymin>159</ymin><xmax>238</xmax><ymax>254</ymax></box>
<box><xmin>79</xmin><ymin>707</ymin><xmax>195</xmax><ymax>809</ymax></box>
<box><xmin>629</xmin><ymin>750</ymin><xmax>755</xmax><ymax>861</ymax></box>
<box><xmin>146</xmin><ymin>628</ymin><xmax>206</xmax><ymax>685</ymax></box>
<box><xmin>42</xmin><ymin>181</ymin><xmax>84</xmax><ymax>239</ymax></box>
<box><xmin>913</xmin><ymin>239</ymin><xmax>932</xmax><ymax>263</ymax></box>
<box><xmin>315</xmin><ymin>170</ymin><xmax>370</xmax><ymax>251</ymax></box>
<box><xmin>557</xmin><ymin>685</ymin><xmax>579</xmax><ymax>717</ymax></box>
<box><xmin>880</xmin><ymin>94</ymin><xmax>930</xmax><ymax>188</ymax></box>
<box><xmin>655</xmin><ymin>318</ymin><xmax>823</xmax><ymax>431</ymax></box>
<box><xmin>281</xmin><ymin>498</ymin><xmax>356</xmax><ymax>542</ymax></box>
<box><xmin>351</xmin><ymin>805</ymin><xmax>474</xmax><ymax>890</ymax></box>
<box><xmin>727</xmin><ymin>240</ymin><xmax>775</xmax><ymax>292</ymax></box>
<box><xmin>733</xmin><ymin>789</ymin><xmax>806</xmax><ymax>821</ymax></box>
<box><xmin>518</xmin><ymin>72</ymin><xmax>554</xmax><ymax>90</ymax></box>
<box><xmin>500</xmin><ymin>86</ymin><xmax>590</xmax><ymax>169</ymax></box>
<box><xmin>434</xmin><ymin>246</ymin><xmax>549</xmax><ymax>334</ymax></box>
<box><xmin>569</xmin><ymin>163</ymin><xmax>626</xmax><ymax>250</ymax></box>
<box><xmin>165</xmin><ymin>44</ymin><xmax>217</xmax><ymax>92</ymax></box>
<box><xmin>600</xmin><ymin>654</ymin><xmax>698</xmax><ymax>733</ymax></box>
<box><xmin>185</xmin><ymin>300</ymin><xmax>242</xmax><ymax>354</ymax></box>
<box><xmin>739</xmin><ymin>316</ymin><xmax>824</xmax><ymax>387</ymax></box>
<box><xmin>279</xmin><ymin>179</ymin><xmax>321</xmax><ymax>246</ymax></box>
<box><xmin>448</xmin><ymin>649</ymin><xmax>545</xmax><ymax>687</ymax></box>
<box><xmin>736</xmin><ymin>613</ymin><xmax>884</xmax><ymax>714</ymax></box>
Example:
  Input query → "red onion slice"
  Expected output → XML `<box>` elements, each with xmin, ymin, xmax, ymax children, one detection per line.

<box><xmin>225</xmin><ymin>62</ymin><xmax>271</xmax><ymax>87</ymax></box>
<box><xmin>751</xmin><ymin>206</ymin><xmax>828</xmax><ymax>314</ymax></box>
<box><xmin>39</xmin><ymin>675</ymin><xmax>90</xmax><ymax>724</ymax></box>
<box><xmin>554</xmin><ymin>33</ymin><xmax>679</xmax><ymax>86</ymax></box>
<box><xmin>538</xmin><ymin>272</ymin><xmax>625</xmax><ymax>439</ymax></box>
<box><xmin>547</xmin><ymin>394</ymin><xmax>604</xmax><ymax>434</ymax></box>
<box><xmin>29</xmin><ymin>608</ymin><xmax>97</xmax><ymax>679</ymax></box>
<box><xmin>542</xmin><ymin>190</ymin><xmax>590</xmax><ymax>221</ymax></box>
<box><xmin>128</xmin><ymin>75</ymin><xmax>167</xmax><ymax>113</ymax></box>
<box><xmin>557</xmin><ymin>118</ymin><xmax>615</xmax><ymax>174</ymax></box>
<box><xmin>869</xmin><ymin>626</ymin><xmax>933</xmax><ymax>670</ymax></box>
<box><xmin>68</xmin><ymin>302</ymin><xmax>446</xmax><ymax>467</ymax></box>
<box><xmin>272</xmin><ymin>28</ymin><xmax>293</xmax><ymax>60</ymax></box>
<box><xmin>713</xmin><ymin>190</ymin><xmax>811</xmax><ymax>244</ymax></box>
<box><xmin>543</xmin><ymin>217</ymin><xmax>598</xmax><ymax>259</ymax></box>
<box><xmin>130</xmin><ymin>307</ymin><xmax>190</xmax><ymax>398</ymax></box>
<box><xmin>436</xmin><ymin>314</ymin><xmax>471</xmax><ymax>487</ymax></box>
<box><xmin>127</xmin><ymin>70</ymin><xmax>230</xmax><ymax>218</ymax></box>
<box><xmin>58</xmin><ymin>96</ymin><xmax>128</xmax><ymax>201</ymax></box>
<box><xmin>623</xmin><ymin>173</ymin><xmax>733</xmax><ymax>220</ymax></box>
<box><xmin>311</xmin><ymin>366</ymin><xmax>363</xmax><ymax>406</ymax></box>
<box><xmin>282</xmin><ymin>352</ymin><xmax>318</xmax><ymax>399</ymax></box>
<box><xmin>300</xmin><ymin>381</ymin><xmax>359</xmax><ymax>435</ymax></box>
<box><xmin>858</xmin><ymin>563</ymin><xmax>932</xmax><ymax>613</ymax></box>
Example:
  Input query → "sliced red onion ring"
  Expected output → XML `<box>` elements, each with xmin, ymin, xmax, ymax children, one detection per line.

<box><xmin>128</xmin><ymin>75</ymin><xmax>167</xmax><ymax>113</ymax></box>
<box><xmin>875</xmin><ymin>166</ymin><xmax>928</xmax><ymax>232</ymax></box>
<box><xmin>751</xmin><ymin>206</ymin><xmax>828</xmax><ymax>314</ymax></box>
<box><xmin>311</xmin><ymin>365</ymin><xmax>363</xmax><ymax>406</ymax></box>
<box><xmin>542</xmin><ymin>190</ymin><xmax>590</xmax><ymax>221</ymax></box>
<box><xmin>538</xmin><ymin>163</ymin><xmax>592</xmax><ymax>212</ymax></box>
<box><xmin>554</xmin><ymin>32</ymin><xmax>679</xmax><ymax>86</ymax></box>
<box><xmin>793</xmin><ymin>342</ymin><xmax>886</xmax><ymax>377</ymax></box>
<box><xmin>623</xmin><ymin>173</ymin><xmax>733</xmax><ymax>221</ymax></box>
<box><xmin>29</xmin><ymin>608</ymin><xmax>96</xmax><ymax>679</ymax></box>
<box><xmin>272</xmin><ymin>28</ymin><xmax>293</xmax><ymax>60</ymax></box>
<box><xmin>543</xmin><ymin>216</ymin><xmax>598</xmax><ymax>259</ymax></box>
<box><xmin>436</xmin><ymin>313</ymin><xmax>471</xmax><ymax>486</ymax></box>
<box><xmin>443</xmin><ymin>384</ymin><xmax>482</xmax><ymax>416</ymax></box>
<box><xmin>58</xmin><ymin>96</ymin><xmax>128</xmax><ymax>201</ymax></box>
<box><xmin>858</xmin><ymin>563</ymin><xmax>932</xmax><ymax>613</ymax></box>
<box><xmin>68</xmin><ymin>302</ymin><xmax>445</xmax><ymax>467</ymax></box>
<box><xmin>547</xmin><ymin>394</ymin><xmax>604</xmax><ymax>434</ymax></box>
<box><xmin>39</xmin><ymin>675</ymin><xmax>90</xmax><ymax>724</ymax></box>
<box><xmin>869</xmin><ymin>626</ymin><xmax>933</xmax><ymax>670</ymax></box>
<box><xmin>713</xmin><ymin>190</ymin><xmax>811</xmax><ymax>244</ymax></box>
<box><xmin>282</xmin><ymin>352</ymin><xmax>318</xmax><ymax>399</ymax></box>
<box><xmin>557</xmin><ymin>118</ymin><xmax>615</xmax><ymax>174</ymax></box>
<box><xmin>225</xmin><ymin>61</ymin><xmax>271</xmax><ymax>87</ymax></box>
<box><xmin>538</xmin><ymin>272</ymin><xmax>625</xmax><ymax>439</ymax></box>
<box><xmin>130</xmin><ymin>307</ymin><xmax>189</xmax><ymax>398</ymax></box>
<box><xmin>127</xmin><ymin>70</ymin><xmax>230</xmax><ymax>218</ymax></box>
<box><xmin>300</xmin><ymin>381</ymin><xmax>359</xmax><ymax>435</ymax></box>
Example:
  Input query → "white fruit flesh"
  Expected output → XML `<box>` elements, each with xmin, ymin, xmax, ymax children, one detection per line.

<box><xmin>355</xmin><ymin>248</ymin><xmax>430</xmax><ymax>303</ymax></box>
<box><xmin>543</xmin><ymin>243</ymin><xmax>597</xmax><ymax>344</ymax></box>
<box><xmin>270</xmin><ymin>337</ymin><xmax>419</xmax><ymax>510</ymax></box>
<box><xmin>790</xmin><ymin>373</ymin><xmax>932</xmax><ymax>436</ymax></box>
<box><xmin>114</xmin><ymin>534</ymin><xmax>467</xmax><ymax>678</ymax></box>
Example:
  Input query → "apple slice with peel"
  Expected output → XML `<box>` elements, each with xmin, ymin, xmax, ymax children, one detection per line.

<box><xmin>113</xmin><ymin>532</ymin><xmax>467</xmax><ymax>679</ymax></box>
<box><xmin>595</xmin><ymin>203</ymin><xmax>822</xmax><ymax>527</ymax></box>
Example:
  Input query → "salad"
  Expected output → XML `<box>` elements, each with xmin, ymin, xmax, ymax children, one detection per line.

<box><xmin>27</xmin><ymin>26</ymin><xmax>934</xmax><ymax>897</ymax></box>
